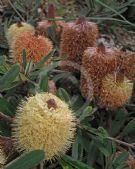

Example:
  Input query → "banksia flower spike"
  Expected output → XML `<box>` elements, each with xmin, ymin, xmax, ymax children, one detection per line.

<box><xmin>11</xmin><ymin>32</ymin><xmax>53</xmax><ymax>64</ymax></box>
<box><xmin>80</xmin><ymin>44</ymin><xmax>121</xmax><ymax>98</ymax></box>
<box><xmin>0</xmin><ymin>146</ymin><xmax>6</xmax><ymax>166</ymax></box>
<box><xmin>6</xmin><ymin>21</ymin><xmax>35</xmax><ymax>46</ymax></box>
<box><xmin>99</xmin><ymin>73</ymin><xmax>133</xmax><ymax>109</ymax></box>
<box><xmin>120</xmin><ymin>53</ymin><xmax>135</xmax><ymax>80</ymax></box>
<box><xmin>12</xmin><ymin>93</ymin><xmax>76</xmax><ymax>160</ymax></box>
<box><xmin>37</xmin><ymin>4</ymin><xmax>66</xmax><ymax>37</ymax></box>
<box><xmin>60</xmin><ymin>16</ymin><xmax>98</xmax><ymax>72</ymax></box>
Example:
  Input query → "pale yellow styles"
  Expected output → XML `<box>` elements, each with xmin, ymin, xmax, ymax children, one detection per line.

<box><xmin>0</xmin><ymin>147</ymin><xmax>6</xmax><ymax>165</ymax></box>
<box><xmin>99</xmin><ymin>74</ymin><xmax>133</xmax><ymax>109</ymax></box>
<box><xmin>6</xmin><ymin>22</ymin><xmax>35</xmax><ymax>46</ymax></box>
<box><xmin>12</xmin><ymin>93</ymin><xmax>76</xmax><ymax>160</ymax></box>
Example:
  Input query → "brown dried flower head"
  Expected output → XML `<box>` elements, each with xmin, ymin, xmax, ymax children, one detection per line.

<box><xmin>60</xmin><ymin>17</ymin><xmax>98</xmax><ymax>72</ymax></box>
<box><xmin>80</xmin><ymin>45</ymin><xmax>122</xmax><ymax>98</ymax></box>
<box><xmin>119</xmin><ymin>53</ymin><xmax>135</xmax><ymax>80</ymax></box>
<box><xmin>37</xmin><ymin>4</ymin><xmax>66</xmax><ymax>37</ymax></box>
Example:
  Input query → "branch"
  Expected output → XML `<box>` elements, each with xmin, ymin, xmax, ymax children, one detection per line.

<box><xmin>107</xmin><ymin>137</ymin><xmax>135</xmax><ymax>149</ymax></box>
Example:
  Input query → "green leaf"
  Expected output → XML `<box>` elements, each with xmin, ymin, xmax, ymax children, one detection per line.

<box><xmin>86</xmin><ymin>141</ymin><xmax>98</xmax><ymax>166</ymax></box>
<box><xmin>0</xmin><ymin>64</ymin><xmax>10</xmax><ymax>74</ymax></box>
<box><xmin>0</xmin><ymin>64</ymin><xmax>20</xmax><ymax>91</ymax></box>
<box><xmin>112</xmin><ymin>109</ymin><xmax>128</xmax><ymax>136</ymax></box>
<box><xmin>24</xmin><ymin>60</ymin><xmax>33</xmax><ymax>75</ymax></box>
<box><xmin>0</xmin><ymin>120</ymin><xmax>11</xmax><ymax>136</ymax></box>
<box><xmin>0</xmin><ymin>98</ymin><xmax>15</xmax><ymax>116</ymax></box>
<box><xmin>79</xmin><ymin>106</ymin><xmax>93</xmax><ymax>121</ymax></box>
<box><xmin>92</xmin><ymin>136</ymin><xmax>111</xmax><ymax>157</ymax></box>
<box><xmin>32</xmin><ymin>50</ymin><xmax>55</xmax><ymax>71</ymax></box>
<box><xmin>57</xmin><ymin>88</ymin><xmax>71</xmax><ymax>105</ymax></box>
<box><xmin>30</xmin><ymin>61</ymin><xmax>60</xmax><ymax>79</ymax></box>
<box><xmin>5</xmin><ymin>150</ymin><xmax>45</xmax><ymax>169</ymax></box>
<box><xmin>72</xmin><ymin>135</ymin><xmax>79</xmax><ymax>160</ymax></box>
<box><xmin>40</xmin><ymin>61</ymin><xmax>60</xmax><ymax>75</ymax></box>
<box><xmin>59</xmin><ymin>159</ymin><xmax>74</xmax><ymax>169</ymax></box>
<box><xmin>0</xmin><ymin>55</ymin><xmax>6</xmax><ymax>65</ymax></box>
<box><xmin>96</xmin><ymin>127</ymin><xmax>109</xmax><ymax>138</ymax></box>
<box><xmin>112</xmin><ymin>151</ymin><xmax>129</xmax><ymax>168</ymax></box>
<box><xmin>62</xmin><ymin>155</ymin><xmax>94</xmax><ymax>169</ymax></box>
<box><xmin>120</xmin><ymin>118</ymin><xmax>135</xmax><ymax>137</ymax></box>
<box><xmin>47</xmin><ymin>26</ymin><xmax>58</xmax><ymax>44</ymax></box>
<box><xmin>38</xmin><ymin>74</ymin><xmax>48</xmax><ymax>92</ymax></box>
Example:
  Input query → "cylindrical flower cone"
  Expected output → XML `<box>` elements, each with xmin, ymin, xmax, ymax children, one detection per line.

<box><xmin>11</xmin><ymin>32</ymin><xmax>53</xmax><ymax>64</ymax></box>
<box><xmin>0</xmin><ymin>146</ymin><xmax>6</xmax><ymax>166</ymax></box>
<box><xmin>99</xmin><ymin>73</ymin><xmax>133</xmax><ymax>109</ymax></box>
<box><xmin>12</xmin><ymin>93</ymin><xmax>76</xmax><ymax>160</ymax></box>
<box><xmin>60</xmin><ymin>17</ymin><xmax>98</xmax><ymax>72</ymax></box>
<box><xmin>120</xmin><ymin>53</ymin><xmax>135</xmax><ymax>80</ymax></box>
<box><xmin>6</xmin><ymin>22</ymin><xmax>35</xmax><ymax>46</ymax></box>
<box><xmin>37</xmin><ymin>4</ymin><xmax>66</xmax><ymax>37</ymax></box>
<box><xmin>80</xmin><ymin>44</ymin><xmax>121</xmax><ymax>98</ymax></box>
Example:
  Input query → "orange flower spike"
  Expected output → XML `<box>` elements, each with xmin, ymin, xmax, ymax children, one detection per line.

<box><xmin>37</xmin><ymin>4</ymin><xmax>66</xmax><ymax>37</ymax></box>
<box><xmin>60</xmin><ymin>17</ymin><xmax>98</xmax><ymax>72</ymax></box>
<box><xmin>11</xmin><ymin>32</ymin><xmax>53</xmax><ymax>64</ymax></box>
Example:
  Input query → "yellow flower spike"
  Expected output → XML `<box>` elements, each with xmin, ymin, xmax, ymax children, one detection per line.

<box><xmin>12</xmin><ymin>93</ymin><xmax>76</xmax><ymax>160</ymax></box>
<box><xmin>99</xmin><ymin>74</ymin><xmax>133</xmax><ymax>109</ymax></box>
<box><xmin>6</xmin><ymin>22</ymin><xmax>35</xmax><ymax>46</ymax></box>
<box><xmin>0</xmin><ymin>146</ymin><xmax>6</xmax><ymax>165</ymax></box>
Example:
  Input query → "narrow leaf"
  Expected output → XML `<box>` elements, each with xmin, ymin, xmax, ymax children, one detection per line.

<box><xmin>5</xmin><ymin>150</ymin><xmax>45</xmax><ymax>169</ymax></box>
<box><xmin>38</xmin><ymin>74</ymin><xmax>48</xmax><ymax>92</ymax></box>
<box><xmin>0</xmin><ymin>64</ymin><xmax>20</xmax><ymax>91</ymax></box>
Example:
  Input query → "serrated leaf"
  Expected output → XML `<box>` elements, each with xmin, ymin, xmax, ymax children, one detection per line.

<box><xmin>59</xmin><ymin>159</ymin><xmax>74</xmax><ymax>169</ymax></box>
<box><xmin>112</xmin><ymin>109</ymin><xmax>128</xmax><ymax>136</ymax></box>
<box><xmin>0</xmin><ymin>98</ymin><xmax>15</xmax><ymax>116</ymax></box>
<box><xmin>32</xmin><ymin>50</ymin><xmax>55</xmax><ymax>71</ymax></box>
<box><xmin>24</xmin><ymin>60</ymin><xmax>33</xmax><ymax>75</ymax></box>
<box><xmin>38</xmin><ymin>74</ymin><xmax>48</xmax><ymax>92</ymax></box>
<box><xmin>5</xmin><ymin>150</ymin><xmax>45</xmax><ymax>169</ymax></box>
<box><xmin>86</xmin><ymin>141</ymin><xmax>98</xmax><ymax>166</ymax></box>
<box><xmin>112</xmin><ymin>151</ymin><xmax>129</xmax><ymax>168</ymax></box>
<box><xmin>30</xmin><ymin>61</ymin><xmax>60</xmax><ymax>79</ymax></box>
<box><xmin>72</xmin><ymin>135</ymin><xmax>79</xmax><ymax>160</ymax></box>
<box><xmin>0</xmin><ymin>55</ymin><xmax>6</xmax><ymax>65</ymax></box>
<box><xmin>92</xmin><ymin>136</ymin><xmax>111</xmax><ymax>157</ymax></box>
<box><xmin>79</xmin><ymin>106</ymin><xmax>93</xmax><ymax>121</ymax></box>
<box><xmin>120</xmin><ymin>118</ymin><xmax>135</xmax><ymax>137</ymax></box>
<box><xmin>62</xmin><ymin>155</ymin><xmax>94</xmax><ymax>169</ymax></box>
<box><xmin>0</xmin><ymin>120</ymin><xmax>11</xmax><ymax>137</ymax></box>
<box><xmin>70</xmin><ymin>94</ymin><xmax>84</xmax><ymax>112</ymax></box>
<box><xmin>0</xmin><ymin>64</ymin><xmax>20</xmax><ymax>91</ymax></box>
<box><xmin>57</xmin><ymin>88</ymin><xmax>71</xmax><ymax>105</ymax></box>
